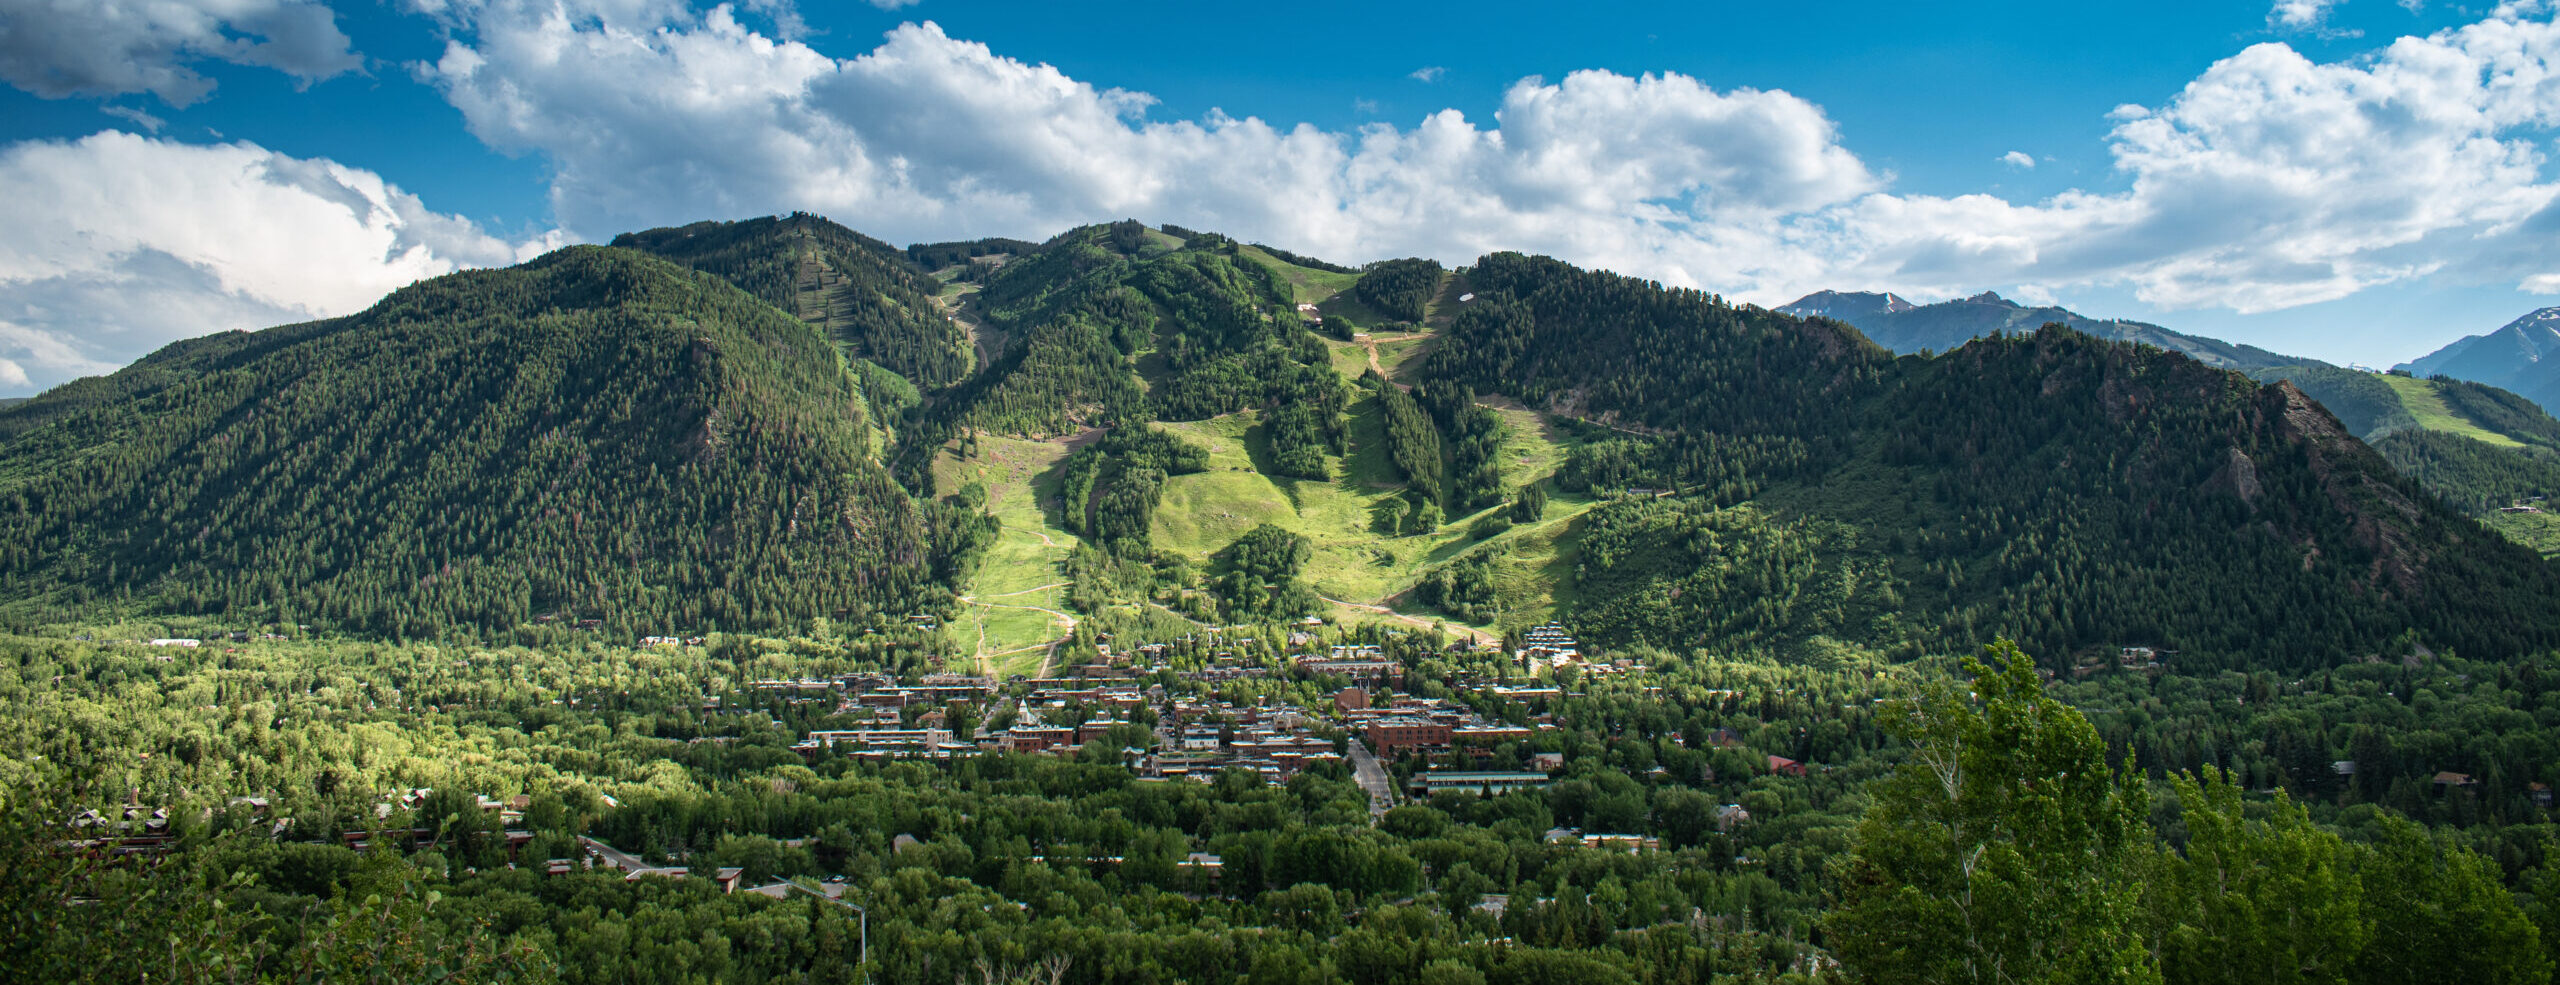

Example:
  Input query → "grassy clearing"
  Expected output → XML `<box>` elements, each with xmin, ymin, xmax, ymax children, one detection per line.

<box><xmin>2482</xmin><ymin>509</ymin><xmax>2560</xmax><ymax>558</ymax></box>
<box><xmin>1475</xmin><ymin>507</ymin><xmax>1593</xmax><ymax>627</ymax></box>
<box><xmin>928</xmin><ymin>386</ymin><xmax>1598</xmax><ymax>638</ymax></box>
<box><xmin>1421</xmin><ymin>271</ymin><xmax>1474</xmax><ymax>328</ymax></box>
<box><xmin>1139</xmin><ymin>228</ymin><xmax>1189</xmax><ymax>258</ymax></box>
<box><xmin>2384</xmin><ymin>375</ymin><xmax>2528</xmax><ymax>448</ymax></box>
<box><xmin>1487</xmin><ymin>400</ymin><xmax>1570</xmax><ymax>483</ymax></box>
<box><xmin>933</xmin><ymin>435</ymin><xmax>1086</xmax><ymax>676</ymax></box>
<box><xmin>1237</xmin><ymin>245</ymin><xmax>1361</xmax><ymax>305</ymax></box>
<box><xmin>1145</xmin><ymin>397</ymin><xmax>1595</xmax><ymax>630</ymax></box>
<box><xmin>1396</xmin><ymin>406</ymin><xmax>1605</xmax><ymax>632</ymax></box>
<box><xmin>1323</xmin><ymin>339</ymin><xmax>1373</xmax><ymax>380</ymax></box>
<box><xmin>1373</xmin><ymin>334</ymin><xmax>1437</xmax><ymax>381</ymax></box>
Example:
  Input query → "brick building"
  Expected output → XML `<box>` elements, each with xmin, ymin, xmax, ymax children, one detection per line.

<box><xmin>1366</xmin><ymin>717</ymin><xmax>1453</xmax><ymax>754</ymax></box>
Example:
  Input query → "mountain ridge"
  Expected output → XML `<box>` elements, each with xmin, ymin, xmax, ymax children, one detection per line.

<box><xmin>1777</xmin><ymin>287</ymin><xmax>2307</xmax><ymax>371</ymax></box>
<box><xmin>1447</xmin><ymin>258</ymin><xmax>2560</xmax><ymax>665</ymax></box>
<box><xmin>611</xmin><ymin>214</ymin><xmax>977</xmax><ymax>390</ymax></box>
<box><xmin>0</xmin><ymin>245</ymin><xmax>987</xmax><ymax>639</ymax></box>
<box><xmin>2395</xmin><ymin>306</ymin><xmax>2560</xmax><ymax>414</ymax></box>
<box><xmin>2</xmin><ymin>220</ymin><xmax>2556</xmax><ymax>672</ymax></box>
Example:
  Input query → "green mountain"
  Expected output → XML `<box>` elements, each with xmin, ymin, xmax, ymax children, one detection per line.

<box><xmin>1451</xmin><ymin>253</ymin><xmax>2560</xmax><ymax>667</ymax></box>
<box><xmin>611</xmin><ymin>213</ymin><xmax>976</xmax><ymax>390</ymax></box>
<box><xmin>1776</xmin><ymin>289</ymin><xmax>2560</xmax><ymax>559</ymax></box>
<box><xmin>0</xmin><ymin>246</ymin><xmax>987</xmax><ymax>639</ymax></box>
<box><xmin>7</xmin><ymin>218</ymin><xmax>2559</xmax><ymax>674</ymax></box>
<box><xmin>2396</xmin><ymin>306</ymin><xmax>2560</xmax><ymax>413</ymax></box>
<box><xmin>893</xmin><ymin>220</ymin><xmax>1348</xmax><ymax>472</ymax></box>
<box><xmin>858</xmin><ymin>228</ymin><xmax>2560</xmax><ymax>672</ymax></box>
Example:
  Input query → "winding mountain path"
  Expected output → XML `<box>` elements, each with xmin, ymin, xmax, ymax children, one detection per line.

<box><xmin>965</xmin><ymin>598</ymin><xmax>1078</xmax><ymax>624</ymax></box>
<box><xmin>959</xmin><ymin>591</ymin><xmax>1079</xmax><ymax>678</ymax></box>
<box><xmin>980</xmin><ymin>582</ymin><xmax>1068</xmax><ymax>600</ymax></box>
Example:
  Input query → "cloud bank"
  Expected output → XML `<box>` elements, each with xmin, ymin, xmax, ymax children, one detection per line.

<box><xmin>0</xmin><ymin>132</ymin><xmax>558</xmax><ymax>390</ymax></box>
<box><xmin>0</xmin><ymin>0</ymin><xmax>361</xmax><ymax>106</ymax></box>
<box><xmin>413</xmin><ymin>1</ymin><xmax>2560</xmax><ymax>315</ymax></box>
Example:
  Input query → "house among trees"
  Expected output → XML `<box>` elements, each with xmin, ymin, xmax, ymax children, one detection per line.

<box><xmin>626</xmin><ymin>866</ymin><xmax>745</xmax><ymax>893</ymax></box>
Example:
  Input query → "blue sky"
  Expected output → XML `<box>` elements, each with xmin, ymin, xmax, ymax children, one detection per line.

<box><xmin>2</xmin><ymin>0</ymin><xmax>2558</xmax><ymax>394</ymax></box>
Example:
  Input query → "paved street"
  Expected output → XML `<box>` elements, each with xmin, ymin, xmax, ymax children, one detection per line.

<box><xmin>1346</xmin><ymin>738</ymin><xmax>1397</xmax><ymax>817</ymax></box>
<box><xmin>579</xmin><ymin>835</ymin><xmax>650</xmax><ymax>871</ymax></box>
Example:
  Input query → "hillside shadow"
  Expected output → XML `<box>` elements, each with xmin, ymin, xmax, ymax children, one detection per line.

<box><xmin>1421</xmin><ymin>270</ymin><xmax>1474</xmax><ymax>328</ymax></box>
<box><xmin>1340</xmin><ymin>395</ymin><xmax>1403</xmax><ymax>490</ymax></box>
<box><xmin>1029</xmin><ymin>427</ymin><xmax>1105</xmax><ymax>532</ymax></box>
<box><xmin>1233</xmin><ymin>412</ymin><xmax>1314</xmax><ymax>515</ymax></box>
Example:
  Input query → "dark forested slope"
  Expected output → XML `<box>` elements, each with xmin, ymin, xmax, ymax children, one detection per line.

<box><xmin>1439</xmin><ymin>253</ymin><xmax>2560</xmax><ymax>667</ymax></box>
<box><xmin>613</xmin><ymin>214</ymin><xmax>974</xmax><ymax>388</ymax></box>
<box><xmin>1448</xmin><ymin>252</ymin><xmax>1890</xmax><ymax>443</ymax></box>
<box><xmin>2242</xmin><ymin>366</ymin><xmax>2560</xmax><ymax>553</ymax></box>
<box><xmin>0</xmin><ymin>246</ymin><xmax>984</xmax><ymax>638</ymax></box>
<box><xmin>893</xmin><ymin>222</ymin><xmax>1348</xmax><ymax>488</ymax></box>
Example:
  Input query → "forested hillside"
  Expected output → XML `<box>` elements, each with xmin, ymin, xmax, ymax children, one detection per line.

<box><xmin>1443</xmin><ymin>254</ymin><xmax>2560</xmax><ymax>667</ymax></box>
<box><xmin>2246</xmin><ymin>365</ymin><xmax>2560</xmax><ymax>555</ymax></box>
<box><xmin>892</xmin><ymin>238</ymin><xmax>2560</xmax><ymax>673</ymax></box>
<box><xmin>1778</xmin><ymin>289</ymin><xmax>2560</xmax><ymax>559</ymax></box>
<box><xmin>891</xmin><ymin>222</ymin><xmax>1348</xmax><ymax>482</ymax></box>
<box><xmin>0</xmin><ymin>247</ymin><xmax>989</xmax><ymax>639</ymax></box>
<box><xmin>10</xmin><ymin>221</ymin><xmax>2558</xmax><ymax>672</ymax></box>
<box><xmin>614</xmin><ymin>214</ymin><xmax>975</xmax><ymax>389</ymax></box>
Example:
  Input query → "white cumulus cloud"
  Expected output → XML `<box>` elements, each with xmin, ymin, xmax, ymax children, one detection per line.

<box><xmin>409</xmin><ymin>2</ymin><xmax>2560</xmax><ymax>317</ymax></box>
<box><xmin>2001</xmin><ymin>150</ymin><xmax>2036</xmax><ymax>169</ymax></box>
<box><xmin>1815</xmin><ymin>13</ymin><xmax>2560</xmax><ymax>312</ymax></box>
<box><xmin>0</xmin><ymin>131</ymin><xmax>561</xmax><ymax>394</ymax></box>
<box><xmin>417</xmin><ymin>4</ymin><xmax>1875</xmax><ymax>279</ymax></box>
<box><xmin>2271</xmin><ymin>0</ymin><xmax>2346</xmax><ymax>30</ymax></box>
<box><xmin>0</xmin><ymin>0</ymin><xmax>361</xmax><ymax>107</ymax></box>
